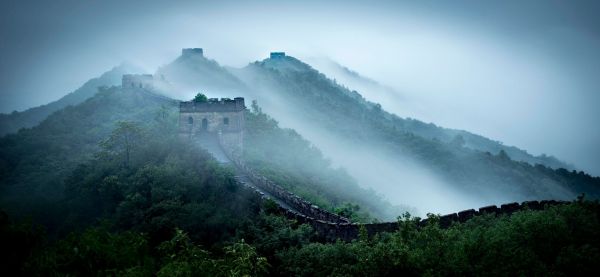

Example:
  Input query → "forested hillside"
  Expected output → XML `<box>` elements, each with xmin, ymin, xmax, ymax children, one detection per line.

<box><xmin>0</xmin><ymin>64</ymin><xmax>137</xmax><ymax>136</ymax></box>
<box><xmin>0</xmin><ymin>86</ymin><xmax>175</xmax><ymax>222</ymax></box>
<box><xmin>308</xmin><ymin>58</ymin><xmax>572</xmax><ymax>170</ymax></box>
<box><xmin>0</xmin><ymin>84</ymin><xmax>391</xmax><ymax>230</ymax></box>
<box><xmin>233</xmin><ymin>55</ymin><xmax>600</xmax><ymax>210</ymax></box>
<box><xmin>148</xmin><ymin>51</ymin><xmax>599</xmax><ymax>214</ymax></box>
<box><xmin>1</xmin><ymin>59</ymin><xmax>599</xmax><ymax>275</ymax></box>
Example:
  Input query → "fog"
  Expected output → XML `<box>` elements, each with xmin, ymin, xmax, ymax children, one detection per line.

<box><xmin>257</xmin><ymin>98</ymin><xmax>488</xmax><ymax>217</ymax></box>
<box><xmin>1</xmin><ymin>1</ymin><xmax>599</xmax><ymax>186</ymax></box>
<box><xmin>228</xmin><ymin>61</ymin><xmax>578</xmax><ymax>217</ymax></box>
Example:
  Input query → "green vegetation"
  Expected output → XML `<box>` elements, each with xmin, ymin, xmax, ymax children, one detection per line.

<box><xmin>193</xmin><ymin>92</ymin><xmax>208</xmax><ymax>103</ymax></box>
<box><xmin>3</xmin><ymin>197</ymin><xmax>600</xmax><ymax>275</ymax></box>
<box><xmin>245</xmin><ymin>57</ymin><xmax>600</xmax><ymax>200</ymax></box>
<box><xmin>0</xmin><ymin>64</ymin><xmax>134</xmax><ymax>136</ymax></box>
<box><xmin>1</xmin><ymin>78</ymin><xmax>600</xmax><ymax>275</ymax></box>
<box><xmin>243</xmin><ymin>100</ymin><xmax>395</xmax><ymax>222</ymax></box>
<box><xmin>0</xmin><ymin>86</ymin><xmax>176</xmax><ymax>225</ymax></box>
<box><xmin>276</xmin><ymin>201</ymin><xmax>600</xmax><ymax>276</ymax></box>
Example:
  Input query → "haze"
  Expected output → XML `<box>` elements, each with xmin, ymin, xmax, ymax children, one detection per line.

<box><xmin>1</xmin><ymin>0</ymin><xmax>599</xmax><ymax>177</ymax></box>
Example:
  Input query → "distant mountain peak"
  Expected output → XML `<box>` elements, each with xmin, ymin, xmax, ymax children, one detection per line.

<box><xmin>154</xmin><ymin>48</ymin><xmax>247</xmax><ymax>97</ymax></box>
<box><xmin>0</xmin><ymin>63</ymin><xmax>138</xmax><ymax>136</ymax></box>
<box><xmin>258</xmin><ymin>52</ymin><xmax>315</xmax><ymax>73</ymax></box>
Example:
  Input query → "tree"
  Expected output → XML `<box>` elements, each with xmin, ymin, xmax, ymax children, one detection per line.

<box><xmin>223</xmin><ymin>239</ymin><xmax>270</xmax><ymax>276</ymax></box>
<box><xmin>193</xmin><ymin>93</ymin><xmax>208</xmax><ymax>103</ymax></box>
<box><xmin>100</xmin><ymin>121</ymin><xmax>144</xmax><ymax>167</ymax></box>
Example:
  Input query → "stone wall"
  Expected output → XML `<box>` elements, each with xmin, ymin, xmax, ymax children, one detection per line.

<box><xmin>179</xmin><ymin>98</ymin><xmax>245</xmax><ymax>143</ymax></box>
<box><xmin>219</xmin><ymin>138</ymin><xmax>350</xmax><ymax>224</ymax></box>
<box><xmin>217</xmin><ymin>133</ymin><xmax>571</xmax><ymax>242</ymax></box>
<box><xmin>283</xmin><ymin>200</ymin><xmax>571</xmax><ymax>242</ymax></box>
<box><xmin>220</xmin><ymin>131</ymin><xmax>244</xmax><ymax>155</ymax></box>
<box><xmin>179</xmin><ymin>111</ymin><xmax>244</xmax><ymax>135</ymax></box>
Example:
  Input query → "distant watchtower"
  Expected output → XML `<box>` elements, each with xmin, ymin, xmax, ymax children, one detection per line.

<box><xmin>182</xmin><ymin>48</ymin><xmax>204</xmax><ymax>57</ymax></box>
<box><xmin>270</xmin><ymin>52</ymin><xmax>286</xmax><ymax>59</ymax></box>
<box><xmin>179</xmin><ymin>97</ymin><xmax>246</xmax><ymax>152</ymax></box>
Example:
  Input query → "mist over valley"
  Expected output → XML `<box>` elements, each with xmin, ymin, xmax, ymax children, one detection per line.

<box><xmin>2</xmin><ymin>1</ymin><xmax>600</xmax><ymax>275</ymax></box>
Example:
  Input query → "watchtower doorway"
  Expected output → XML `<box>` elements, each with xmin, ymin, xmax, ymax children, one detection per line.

<box><xmin>202</xmin><ymin>118</ymin><xmax>208</xmax><ymax>130</ymax></box>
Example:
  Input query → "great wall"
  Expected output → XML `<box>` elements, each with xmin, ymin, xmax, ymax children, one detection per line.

<box><xmin>122</xmin><ymin>68</ymin><xmax>572</xmax><ymax>242</ymax></box>
<box><xmin>215</xmin><ymin>134</ymin><xmax>570</xmax><ymax>242</ymax></box>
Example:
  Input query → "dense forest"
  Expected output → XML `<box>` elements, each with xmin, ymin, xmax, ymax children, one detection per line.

<box><xmin>1</xmin><ymin>52</ymin><xmax>600</xmax><ymax>275</ymax></box>
<box><xmin>3</xmin><ymin>191</ymin><xmax>600</xmax><ymax>275</ymax></box>
<box><xmin>5</xmin><ymin>52</ymin><xmax>597</xmax><ymax>212</ymax></box>
<box><xmin>1</xmin><ymin>86</ymin><xmax>599</xmax><ymax>275</ymax></box>
<box><xmin>152</xmin><ymin>51</ymin><xmax>600</xmax><ymax>213</ymax></box>
<box><xmin>236</xmin><ymin>55</ymin><xmax>600</xmax><ymax>203</ymax></box>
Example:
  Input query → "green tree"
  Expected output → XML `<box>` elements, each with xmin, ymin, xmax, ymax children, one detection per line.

<box><xmin>29</xmin><ymin>226</ymin><xmax>153</xmax><ymax>276</ymax></box>
<box><xmin>100</xmin><ymin>121</ymin><xmax>144</xmax><ymax>167</ymax></box>
<box><xmin>223</xmin><ymin>239</ymin><xmax>270</xmax><ymax>276</ymax></box>
<box><xmin>193</xmin><ymin>93</ymin><xmax>208</xmax><ymax>103</ymax></box>
<box><xmin>157</xmin><ymin>229</ymin><xmax>216</xmax><ymax>276</ymax></box>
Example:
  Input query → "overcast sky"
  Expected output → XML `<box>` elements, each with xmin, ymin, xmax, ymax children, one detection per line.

<box><xmin>1</xmin><ymin>0</ymin><xmax>599</xmax><ymax>175</ymax></box>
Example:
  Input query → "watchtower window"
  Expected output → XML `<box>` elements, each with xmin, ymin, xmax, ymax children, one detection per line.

<box><xmin>223</xmin><ymin>117</ymin><xmax>229</xmax><ymax>125</ymax></box>
<box><xmin>188</xmin><ymin>116</ymin><xmax>193</xmax><ymax>124</ymax></box>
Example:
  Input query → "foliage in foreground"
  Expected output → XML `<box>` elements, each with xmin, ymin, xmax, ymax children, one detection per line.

<box><xmin>3</xmin><ymin>201</ymin><xmax>600</xmax><ymax>276</ymax></box>
<box><xmin>277</xmin><ymin>201</ymin><xmax>600</xmax><ymax>276</ymax></box>
<box><xmin>2</xmin><ymin>88</ymin><xmax>600</xmax><ymax>275</ymax></box>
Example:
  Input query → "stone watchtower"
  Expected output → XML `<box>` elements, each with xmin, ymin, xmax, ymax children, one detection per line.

<box><xmin>179</xmin><ymin>97</ymin><xmax>246</xmax><ymax>153</ymax></box>
<box><xmin>270</xmin><ymin>52</ymin><xmax>286</xmax><ymax>59</ymax></box>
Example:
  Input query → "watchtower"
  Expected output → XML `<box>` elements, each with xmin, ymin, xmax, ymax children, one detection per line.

<box><xmin>182</xmin><ymin>48</ymin><xmax>204</xmax><ymax>57</ymax></box>
<box><xmin>270</xmin><ymin>52</ymin><xmax>286</xmax><ymax>59</ymax></box>
<box><xmin>179</xmin><ymin>97</ymin><xmax>245</xmax><ymax>152</ymax></box>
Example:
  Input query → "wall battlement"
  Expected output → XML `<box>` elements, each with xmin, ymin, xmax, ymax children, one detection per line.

<box><xmin>179</xmin><ymin>97</ymin><xmax>245</xmax><ymax>113</ymax></box>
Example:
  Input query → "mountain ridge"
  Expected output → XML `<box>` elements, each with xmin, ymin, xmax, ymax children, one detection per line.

<box><xmin>0</xmin><ymin>63</ymin><xmax>141</xmax><ymax>136</ymax></box>
<box><xmin>1</xmin><ymin>50</ymin><xmax>595</xmax><ymax>215</ymax></box>
<box><xmin>306</xmin><ymin>57</ymin><xmax>574</xmax><ymax>171</ymax></box>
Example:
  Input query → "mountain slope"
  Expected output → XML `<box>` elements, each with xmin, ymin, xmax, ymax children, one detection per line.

<box><xmin>84</xmin><ymin>51</ymin><xmax>598</xmax><ymax>215</ymax></box>
<box><xmin>307</xmin><ymin>58</ymin><xmax>573</xmax><ymax>171</ymax></box>
<box><xmin>230</xmin><ymin>55</ymin><xmax>598</xmax><ymax>214</ymax></box>
<box><xmin>155</xmin><ymin>51</ymin><xmax>249</xmax><ymax>100</ymax></box>
<box><xmin>0</xmin><ymin>86</ymin><xmax>176</xmax><ymax>217</ymax></box>
<box><xmin>0</xmin><ymin>77</ymin><xmax>391</xmax><ymax>223</ymax></box>
<box><xmin>0</xmin><ymin>64</ymin><xmax>139</xmax><ymax>136</ymax></box>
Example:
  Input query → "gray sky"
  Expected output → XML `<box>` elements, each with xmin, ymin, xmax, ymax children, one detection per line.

<box><xmin>1</xmin><ymin>0</ymin><xmax>599</xmax><ymax>175</ymax></box>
